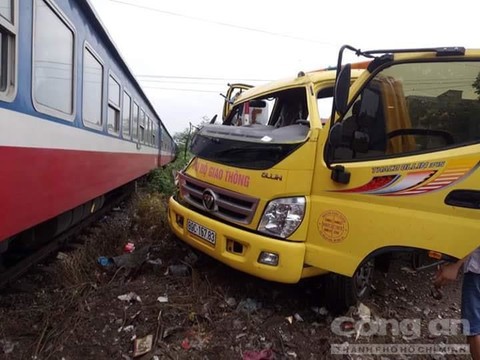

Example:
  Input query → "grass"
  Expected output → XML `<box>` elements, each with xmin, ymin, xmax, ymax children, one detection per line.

<box><xmin>147</xmin><ymin>153</ymin><xmax>191</xmax><ymax>196</ymax></box>
<box><xmin>132</xmin><ymin>192</ymin><xmax>169</xmax><ymax>242</ymax></box>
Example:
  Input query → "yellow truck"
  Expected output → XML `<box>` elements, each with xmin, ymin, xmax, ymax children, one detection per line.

<box><xmin>168</xmin><ymin>45</ymin><xmax>479</xmax><ymax>311</ymax></box>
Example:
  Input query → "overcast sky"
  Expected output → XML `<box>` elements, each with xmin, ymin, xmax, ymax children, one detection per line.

<box><xmin>89</xmin><ymin>0</ymin><xmax>479</xmax><ymax>135</ymax></box>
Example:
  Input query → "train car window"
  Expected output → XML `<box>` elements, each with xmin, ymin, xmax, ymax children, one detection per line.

<box><xmin>152</xmin><ymin>123</ymin><xmax>157</xmax><ymax>148</ymax></box>
<box><xmin>159</xmin><ymin>127</ymin><xmax>162</xmax><ymax>149</ymax></box>
<box><xmin>132</xmin><ymin>101</ymin><xmax>139</xmax><ymax>140</ymax></box>
<box><xmin>122</xmin><ymin>91</ymin><xmax>131</xmax><ymax>138</ymax></box>
<box><xmin>33</xmin><ymin>0</ymin><xmax>75</xmax><ymax>119</ymax></box>
<box><xmin>139</xmin><ymin>108</ymin><xmax>145</xmax><ymax>143</ymax></box>
<box><xmin>144</xmin><ymin>115</ymin><xmax>148</xmax><ymax>144</ymax></box>
<box><xmin>0</xmin><ymin>0</ymin><xmax>16</xmax><ymax>100</ymax></box>
<box><xmin>145</xmin><ymin>116</ymin><xmax>149</xmax><ymax>145</ymax></box>
<box><xmin>160</xmin><ymin>126</ymin><xmax>163</xmax><ymax>149</ymax></box>
<box><xmin>0</xmin><ymin>0</ymin><xmax>12</xmax><ymax>22</ymax></box>
<box><xmin>146</xmin><ymin>116</ymin><xmax>151</xmax><ymax>145</ymax></box>
<box><xmin>161</xmin><ymin>126</ymin><xmax>166</xmax><ymax>150</ymax></box>
<box><xmin>150</xmin><ymin>118</ymin><xmax>153</xmax><ymax>145</ymax></box>
<box><xmin>107</xmin><ymin>74</ymin><xmax>120</xmax><ymax>135</ymax></box>
<box><xmin>152</xmin><ymin>120</ymin><xmax>156</xmax><ymax>146</ymax></box>
<box><xmin>150</xmin><ymin>119</ymin><xmax>154</xmax><ymax>145</ymax></box>
<box><xmin>0</xmin><ymin>33</ymin><xmax>5</xmax><ymax>90</ymax></box>
<box><xmin>82</xmin><ymin>46</ymin><xmax>103</xmax><ymax>129</ymax></box>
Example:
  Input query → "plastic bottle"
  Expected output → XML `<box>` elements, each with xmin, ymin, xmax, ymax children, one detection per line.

<box><xmin>97</xmin><ymin>256</ymin><xmax>113</xmax><ymax>266</ymax></box>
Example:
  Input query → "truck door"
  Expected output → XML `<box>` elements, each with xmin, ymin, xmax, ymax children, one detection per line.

<box><xmin>309</xmin><ymin>58</ymin><xmax>480</xmax><ymax>277</ymax></box>
<box><xmin>222</xmin><ymin>83</ymin><xmax>252</xmax><ymax>121</ymax></box>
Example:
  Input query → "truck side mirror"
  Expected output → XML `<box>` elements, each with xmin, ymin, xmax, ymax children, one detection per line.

<box><xmin>334</xmin><ymin>63</ymin><xmax>351</xmax><ymax>116</ymax></box>
<box><xmin>328</xmin><ymin>122</ymin><xmax>351</xmax><ymax>184</ymax></box>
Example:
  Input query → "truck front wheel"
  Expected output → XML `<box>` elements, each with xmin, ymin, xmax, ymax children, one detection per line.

<box><xmin>325</xmin><ymin>260</ymin><xmax>374</xmax><ymax>314</ymax></box>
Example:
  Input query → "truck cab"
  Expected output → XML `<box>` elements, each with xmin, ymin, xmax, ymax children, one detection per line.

<box><xmin>168</xmin><ymin>47</ymin><xmax>479</xmax><ymax>311</ymax></box>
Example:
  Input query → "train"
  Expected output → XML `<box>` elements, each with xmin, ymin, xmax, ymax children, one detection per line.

<box><xmin>0</xmin><ymin>0</ymin><xmax>176</xmax><ymax>259</ymax></box>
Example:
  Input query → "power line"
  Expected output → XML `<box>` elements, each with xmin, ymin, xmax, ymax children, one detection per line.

<box><xmin>142</xmin><ymin>86</ymin><xmax>222</xmax><ymax>93</ymax></box>
<box><xmin>139</xmin><ymin>79</ymin><xmax>247</xmax><ymax>86</ymax></box>
<box><xmin>140</xmin><ymin>79</ymin><xmax>226</xmax><ymax>86</ymax></box>
<box><xmin>136</xmin><ymin>74</ymin><xmax>271</xmax><ymax>82</ymax></box>
<box><xmin>106</xmin><ymin>0</ymin><xmax>334</xmax><ymax>45</ymax></box>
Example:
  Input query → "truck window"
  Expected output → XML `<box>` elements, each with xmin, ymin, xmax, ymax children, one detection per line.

<box><xmin>317</xmin><ymin>87</ymin><xmax>334</xmax><ymax>126</ymax></box>
<box><xmin>334</xmin><ymin>61</ymin><xmax>480</xmax><ymax>161</ymax></box>
<box><xmin>226</xmin><ymin>87</ymin><xmax>308</xmax><ymax>128</ymax></box>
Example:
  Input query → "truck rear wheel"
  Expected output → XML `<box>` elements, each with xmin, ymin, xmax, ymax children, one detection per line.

<box><xmin>325</xmin><ymin>260</ymin><xmax>374</xmax><ymax>314</ymax></box>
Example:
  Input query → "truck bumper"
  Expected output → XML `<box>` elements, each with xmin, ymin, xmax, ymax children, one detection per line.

<box><xmin>168</xmin><ymin>196</ymin><xmax>306</xmax><ymax>283</ymax></box>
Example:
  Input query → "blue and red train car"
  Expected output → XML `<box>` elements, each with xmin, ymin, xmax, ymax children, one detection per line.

<box><xmin>0</xmin><ymin>0</ymin><xmax>176</xmax><ymax>254</ymax></box>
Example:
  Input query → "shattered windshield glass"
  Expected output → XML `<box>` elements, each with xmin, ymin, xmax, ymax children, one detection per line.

<box><xmin>190</xmin><ymin>87</ymin><xmax>311</xmax><ymax>169</ymax></box>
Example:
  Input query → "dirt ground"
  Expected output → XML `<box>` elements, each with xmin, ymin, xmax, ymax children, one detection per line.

<box><xmin>0</xmin><ymin>194</ymin><xmax>468</xmax><ymax>360</ymax></box>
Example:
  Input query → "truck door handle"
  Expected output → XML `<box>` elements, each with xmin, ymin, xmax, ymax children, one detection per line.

<box><xmin>444</xmin><ymin>190</ymin><xmax>480</xmax><ymax>209</ymax></box>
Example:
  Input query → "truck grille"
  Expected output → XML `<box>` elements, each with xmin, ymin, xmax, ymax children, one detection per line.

<box><xmin>178</xmin><ymin>173</ymin><xmax>259</xmax><ymax>225</ymax></box>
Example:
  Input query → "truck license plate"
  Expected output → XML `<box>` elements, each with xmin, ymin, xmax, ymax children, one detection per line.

<box><xmin>187</xmin><ymin>219</ymin><xmax>216</xmax><ymax>245</ymax></box>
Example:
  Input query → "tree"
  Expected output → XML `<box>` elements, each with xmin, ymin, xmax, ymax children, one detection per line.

<box><xmin>472</xmin><ymin>72</ymin><xmax>480</xmax><ymax>99</ymax></box>
<box><xmin>173</xmin><ymin>127</ymin><xmax>191</xmax><ymax>155</ymax></box>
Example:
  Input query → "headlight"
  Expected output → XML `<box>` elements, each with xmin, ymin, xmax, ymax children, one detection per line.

<box><xmin>258</xmin><ymin>197</ymin><xmax>305</xmax><ymax>238</ymax></box>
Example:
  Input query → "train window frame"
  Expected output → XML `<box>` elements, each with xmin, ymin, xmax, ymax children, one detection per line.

<box><xmin>161</xmin><ymin>126</ymin><xmax>165</xmax><ymax>150</ymax></box>
<box><xmin>122</xmin><ymin>90</ymin><xmax>131</xmax><ymax>139</ymax></box>
<box><xmin>152</xmin><ymin>122</ymin><xmax>157</xmax><ymax>148</ymax></box>
<box><xmin>82</xmin><ymin>43</ymin><xmax>104</xmax><ymax>130</ymax></box>
<box><xmin>132</xmin><ymin>101</ymin><xmax>139</xmax><ymax>141</ymax></box>
<box><xmin>32</xmin><ymin>0</ymin><xmax>76</xmax><ymax>121</ymax></box>
<box><xmin>139</xmin><ymin>108</ymin><xmax>145</xmax><ymax>143</ymax></box>
<box><xmin>107</xmin><ymin>72</ymin><xmax>121</xmax><ymax>136</ymax></box>
<box><xmin>152</xmin><ymin>119</ymin><xmax>156</xmax><ymax>146</ymax></box>
<box><xmin>151</xmin><ymin>119</ymin><xmax>155</xmax><ymax>146</ymax></box>
<box><xmin>153</xmin><ymin>120</ymin><xmax>156</xmax><ymax>146</ymax></box>
<box><xmin>0</xmin><ymin>0</ymin><xmax>13</xmax><ymax>23</ymax></box>
<box><xmin>0</xmin><ymin>0</ymin><xmax>17</xmax><ymax>102</ymax></box>
<box><xmin>146</xmin><ymin>115</ymin><xmax>151</xmax><ymax>146</ymax></box>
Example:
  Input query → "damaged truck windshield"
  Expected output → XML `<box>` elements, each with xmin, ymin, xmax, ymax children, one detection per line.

<box><xmin>191</xmin><ymin>87</ymin><xmax>311</xmax><ymax>169</ymax></box>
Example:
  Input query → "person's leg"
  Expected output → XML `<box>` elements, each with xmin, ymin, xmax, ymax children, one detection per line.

<box><xmin>462</xmin><ymin>273</ymin><xmax>480</xmax><ymax>359</ymax></box>
<box><xmin>468</xmin><ymin>336</ymin><xmax>480</xmax><ymax>360</ymax></box>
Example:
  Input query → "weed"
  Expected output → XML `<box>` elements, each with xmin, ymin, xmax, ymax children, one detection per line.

<box><xmin>147</xmin><ymin>153</ymin><xmax>191</xmax><ymax>196</ymax></box>
<box><xmin>147</xmin><ymin>164</ymin><xmax>176</xmax><ymax>196</ymax></box>
<box><xmin>132</xmin><ymin>192</ymin><xmax>169</xmax><ymax>242</ymax></box>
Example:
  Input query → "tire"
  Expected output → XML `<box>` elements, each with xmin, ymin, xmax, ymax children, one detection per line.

<box><xmin>325</xmin><ymin>260</ymin><xmax>374</xmax><ymax>314</ymax></box>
